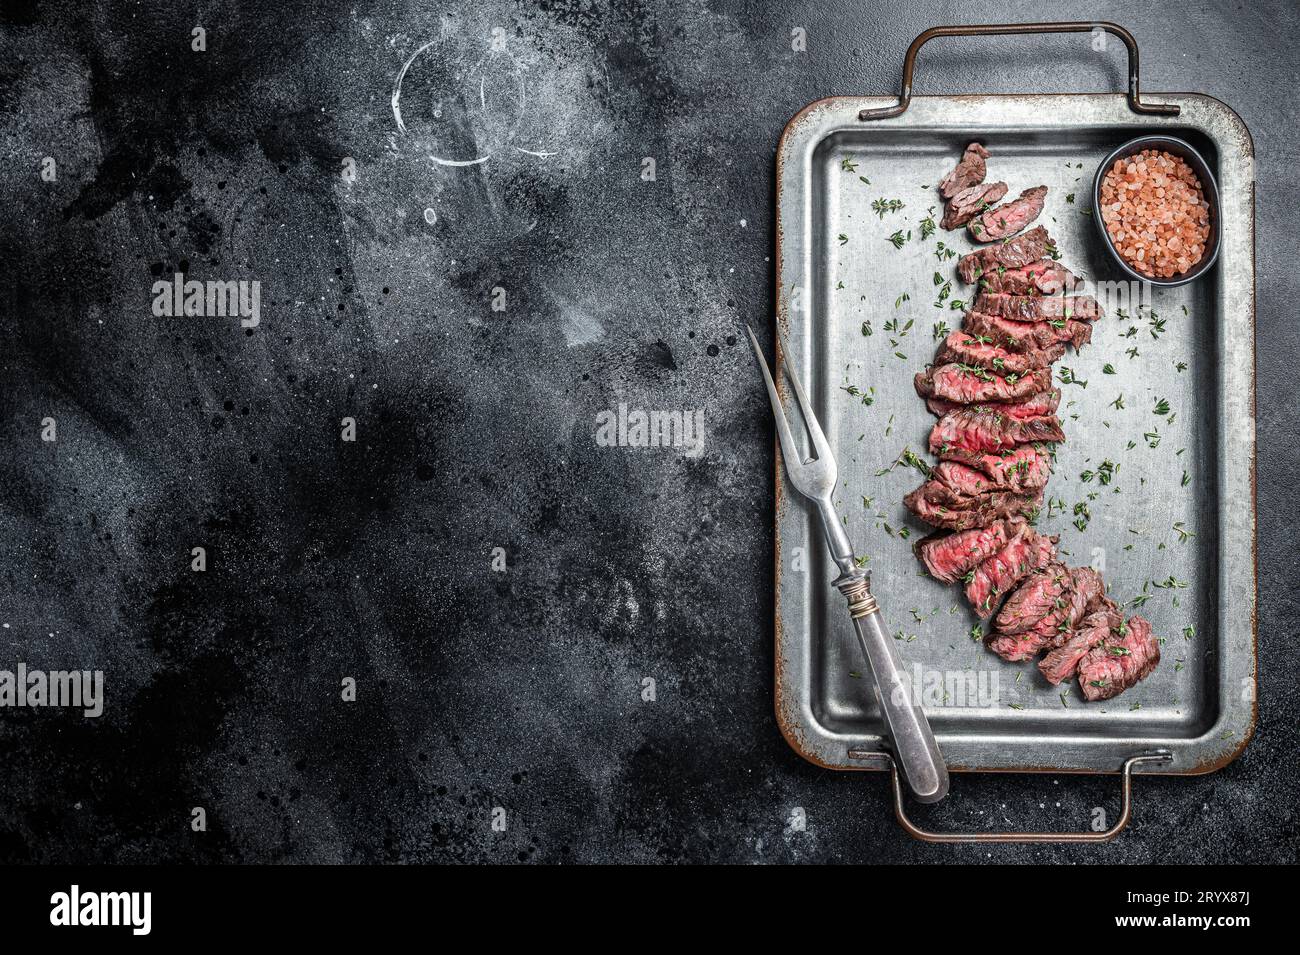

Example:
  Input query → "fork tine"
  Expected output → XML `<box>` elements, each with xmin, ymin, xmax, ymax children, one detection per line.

<box><xmin>775</xmin><ymin>329</ymin><xmax>832</xmax><ymax>460</ymax></box>
<box><xmin>746</xmin><ymin>325</ymin><xmax>804</xmax><ymax>473</ymax></box>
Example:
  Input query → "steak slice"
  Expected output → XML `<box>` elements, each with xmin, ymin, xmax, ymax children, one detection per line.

<box><xmin>925</xmin><ymin>389</ymin><xmax>1061</xmax><ymax>419</ymax></box>
<box><xmin>914</xmin><ymin>363</ymin><xmax>1050</xmax><ymax>404</ymax></box>
<box><xmin>1078</xmin><ymin>615</ymin><xmax>1162</xmax><ymax>701</ymax></box>
<box><xmin>957</xmin><ymin>226</ymin><xmax>1055</xmax><ymax>283</ymax></box>
<box><xmin>992</xmin><ymin>562</ymin><xmax>1070</xmax><ymax>636</ymax></box>
<box><xmin>930</xmin><ymin>406</ymin><xmax>1065</xmax><ymax>455</ymax></box>
<box><xmin>935</xmin><ymin>330</ymin><xmax>1065</xmax><ymax>375</ymax></box>
<box><xmin>976</xmin><ymin>259</ymin><xmax>1083</xmax><ymax>295</ymax></box>
<box><xmin>965</xmin><ymin>529</ymin><xmax>1057</xmax><ymax>619</ymax></box>
<box><xmin>915</xmin><ymin>518</ymin><xmax>1023</xmax><ymax>584</ymax></box>
<box><xmin>963</xmin><ymin>311</ymin><xmax>1093</xmax><ymax>352</ymax></box>
<box><xmin>942</xmin><ymin>181</ymin><xmax>1008</xmax><ymax>229</ymax></box>
<box><xmin>939</xmin><ymin>443</ymin><xmax>1054</xmax><ymax>492</ymax></box>
<box><xmin>1047</xmin><ymin>568</ymin><xmax>1106</xmax><ymax>648</ymax></box>
<box><xmin>939</xmin><ymin>142</ymin><xmax>990</xmax><ymax>199</ymax></box>
<box><xmin>974</xmin><ymin>293</ymin><xmax>1102</xmax><ymax>322</ymax></box>
<box><xmin>988</xmin><ymin>565</ymin><xmax>1096</xmax><ymax>660</ymax></box>
<box><xmin>903</xmin><ymin>482</ymin><xmax>1043</xmax><ymax>531</ymax></box>
<box><xmin>1039</xmin><ymin>608</ymin><xmax>1122</xmax><ymax>686</ymax></box>
<box><xmin>968</xmin><ymin>186</ymin><xmax>1048</xmax><ymax>242</ymax></box>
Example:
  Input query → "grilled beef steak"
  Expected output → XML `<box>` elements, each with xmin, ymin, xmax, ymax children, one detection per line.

<box><xmin>1078</xmin><ymin>615</ymin><xmax>1161</xmax><ymax>701</ymax></box>
<box><xmin>1050</xmin><ymin>568</ymin><xmax>1105</xmax><ymax>647</ymax></box>
<box><xmin>992</xmin><ymin>562</ymin><xmax>1070</xmax><ymax>636</ymax></box>
<box><xmin>903</xmin><ymin>482</ymin><xmax>1043</xmax><ymax>531</ymax></box>
<box><xmin>899</xmin><ymin>143</ymin><xmax>1156</xmax><ymax>701</ymax></box>
<box><xmin>968</xmin><ymin>186</ymin><xmax>1048</xmax><ymax>242</ymax></box>
<box><xmin>963</xmin><ymin>311</ymin><xmax>1093</xmax><ymax>351</ymax></box>
<box><xmin>975</xmin><ymin>260</ymin><xmax>1082</xmax><ymax>295</ymax></box>
<box><xmin>914</xmin><ymin>364</ymin><xmax>1050</xmax><ymax>404</ymax></box>
<box><xmin>1038</xmin><ymin>608</ymin><xmax>1122</xmax><ymax>685</ymax></box>
<box><xmin>957</xmin><ymin>226</ymin><xmax>1055</xmax><ymax>282</ymax></box>
<box><xmin>935</xmin><ymin>330</ymin><xmax>1065</xmax><ymax>375</ymax></box>
<box><xmin>988</xmin><ymin>565</ymin><xmax>1097</xmax><ymax>661</ymax></box>
<box><xmin>939</xmin><ymin>142</ymin><xmax>990</xmax><ymax>199</ymax></box>
<box><xmin>973</xmin><ymin>293</ymin><xmax>1102</xmax><ymax>322</ymax></box>
<box><xmin>915</xmin><ymin>518</ymin><xmax>1023</xmax><ymax>584</ymax></box>
<box><xmin>942</xmin><ymin>181</ymin><xmax>1008</xmax><ymax>229</ymax></box>
<box><xmin>965</xmin><ymin>529</ymin><xmax>1057</xmax><ymax>619</ymax></box>
<box><xmin>938</xmin><ymin>443</ymin><xmax>1054</xmax><ymax>492</ymax></box>
<box><xmin>925</xmin><ymin>389</ymin><xmax>1062</xmax><ymax>419</ymax></box>
<box><xmin>929</xmin><ymin>406</ymin><xmax>1065</xmax><ymax>455</ymax></box>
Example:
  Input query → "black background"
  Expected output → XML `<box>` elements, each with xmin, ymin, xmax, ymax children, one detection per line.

<box><xmin>0</xmin><ymin>0</ymin><xmax>1295</xmax><ymax>863</ymax></box>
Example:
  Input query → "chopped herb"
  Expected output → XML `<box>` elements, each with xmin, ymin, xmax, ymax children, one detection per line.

<box><xmin>872</xmin><ymin>197</ymin><xmax>905</xmax><ymax>218</ymax></box>
<box><xmin>887</xmin><ymin>230</ymin><xmax>907</xmax><ymax>249</ymax></box>
<box><xmin>840</xmin><ymin>157</ymin><xmax>858</xmax><ymax>172</ymax></box>
<box><xmin>1058</xmin><ymin>367</ymin><xmax>1087</xmax><ymax>388</ymax></box>
<box><xmin>1153</xmin><ymin>397</ymin><xmax>1171</xmax><ymax>416</ymax></box>
<box><xmin>838</xmin><ymin>233</ymin><xmax>848</xmax><ymax>245</ymax></box>
<box><xmin>1102</xmin><ymin>363</ymin><xmax>1116</xmax><ymax>375</ymax></box>
<box><xmin>840</xmin><ymin>384</ymin><xmax>875</xmax><ymax>406</ymax></box>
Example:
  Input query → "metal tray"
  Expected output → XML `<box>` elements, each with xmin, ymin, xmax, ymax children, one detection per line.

<box><xmin>773</xmin><ymin>46</ymin><xmax>1256</xmax><ymax>795</ymax></box>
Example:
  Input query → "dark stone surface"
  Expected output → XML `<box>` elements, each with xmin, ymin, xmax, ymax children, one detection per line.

<box><xmin>0</xmin><ymin>0</ymin><xmax>1294</xmax><ymax>863</ymax></box>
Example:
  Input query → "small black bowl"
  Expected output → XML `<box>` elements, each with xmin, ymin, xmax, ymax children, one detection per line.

<box><xmin>1091</xmin><ymin>135</ymin><xmax>1220</xmax><ymax>287</ymax></box>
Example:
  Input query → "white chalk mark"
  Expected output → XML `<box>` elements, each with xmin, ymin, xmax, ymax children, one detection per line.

<box><xmin>392</xmin><ymin>38</ymin><xmax>439</xmax><ymax>136</ymax></box>
<box><xmin>427</xmin><ymin>154</ymin><xmax>491</xmax><ymax>167</ymax></box>
<box><xmin>513</xmin><ymin>147</ymin><xmax>557</xmax><ymax>158</ymax></box>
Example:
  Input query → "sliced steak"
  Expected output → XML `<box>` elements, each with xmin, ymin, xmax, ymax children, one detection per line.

<box><xmin>992</xmin><ymin>563</ymin><xmax>1070</xmax><ymax>636</ymax></box>
<box><xmin>988</xmin><ymin>565</ymin><xmax>1096</xmax><ymax>660</ymax></box>
<box><xmin>930</xmin><ymin>406</ymin><xmax>1065</xmax><ymax>455</ymax></box>
<box><xmin>1078</xmin><ymin>615</ymin><xmax>1162</xmax><ymax>701</ymax></box>
<box><xmin>968</xmin><ymin>186</ymin><xmax>1048</xmax><ymax>242</ymax></box>
<box><xmin>914</xmin><ymin>363</ymin><xmax>1050</xmax><ymax>404</ymax></box>
<box><xmin>957</xmin><ymin>226</ymin><xmax>1055</xmax><ymax>282</ymax></box>
<box><xmin>939</xmin><ymin>142</ymin><xmax>990</xmax><ymax>199</ymax></box>
<box><xmin>1038</xmin><ymin>608</ymin><xmax>1122</xmax><ymax>686</ymax></box>
<box><xmin>915</xmin><ymin>518</ymin><xmax>1023</xmax><ymax>584</ymax></box>
<box><xmin>939</xmin><ymin>443</ymin><xmax>1054</xmax><ymax>492</ymax></box>
<box><xmin>935</xmin><ymin>330</ymin><xmax>1065</xmax><ymax>375</ymax></box>
<box><xmin>976</xmin><ymin>260</ymin><xmax>1082</xmax><ymax>295</ymax></box>
<box><xmin>973</xmin><ymin>293</ymin><xmax>1102</xmax><ymax>322</ymax></box>
<box><xmin>925</xmin><ymin>389</ymin><xmax>1061</xmax><ymax>419</ymax></box>
<box><xmin>1049</xmin><ymin>568</ymin><xmax>1106</xmax><ymax>648</ymax></box>
<box><xmin>963</xmin><ymin>311</ymin><xmax>1093</xmax><ymax>352</ymax></box>
<box><xmin>903</xmin><ymin>482</ymin><xmax>1043</xmax><ymax>531</ymax></box>
<box><xmin>1085</xmin><ymin>588</ymin><xmax>1120</xmax><ymax>617</ymax></box>
<box><xmin>942</xmin><ymin>181</ymin><xmax>1008</xmax><ymax>229</ymax></box>
<box><xmin>965</xmin><ymin>529</ymin><xmax>1057</xmax><ymax>619</ymax></box>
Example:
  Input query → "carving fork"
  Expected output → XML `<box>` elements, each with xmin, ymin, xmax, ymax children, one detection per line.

<box><xmin>747</xmin><ymin>325</ymin><xmax>949</xmax><ymax>803</ymax></box>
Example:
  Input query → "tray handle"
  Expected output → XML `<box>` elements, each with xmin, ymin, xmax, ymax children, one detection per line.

<box><xmin>848</xmin><ymin>750</ymin><xmax>1173</xmax><ymax>843</ymax></box>
<box><xmin>860</xmin><ymin>21</ymin><xmax>1181</xmax><ymax>121</ymax></box>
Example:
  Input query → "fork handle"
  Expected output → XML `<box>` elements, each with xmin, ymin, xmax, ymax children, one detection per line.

<box><xmin>836</xmin><ymin>572</ymin><xmax>950</xmax><ymax>803</ymax></box>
